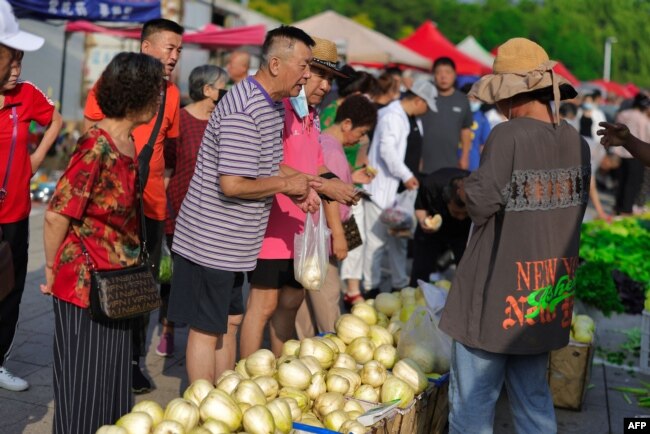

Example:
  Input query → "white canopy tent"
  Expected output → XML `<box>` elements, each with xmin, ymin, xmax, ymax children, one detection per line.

<box><xmin>456</xmin><ymin>35</ymin><xmax>494</xmax><ymax>69</ymax></box>
<box><xmin>294</xmin><ymin>11</ymin><xmax>431</xmax><ymax>69</ymax></box>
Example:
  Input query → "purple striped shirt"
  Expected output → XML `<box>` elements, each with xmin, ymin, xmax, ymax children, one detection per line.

<box><xmin>172</xmin><ymin>77</ymin><xmax>285</xmax><ymax>271</ymax></box>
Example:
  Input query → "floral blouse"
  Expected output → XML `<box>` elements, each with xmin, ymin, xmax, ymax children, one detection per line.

<box><xmin>49</xmin><ymin>127</ymin><xmax>141</xmax><ymax>308</ymax></box>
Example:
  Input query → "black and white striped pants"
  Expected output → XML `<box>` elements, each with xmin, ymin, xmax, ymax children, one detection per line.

<box><xmin>53</xmin><ymin>297</ymin><xmax>133</xmax><ymax>434</ymax></box>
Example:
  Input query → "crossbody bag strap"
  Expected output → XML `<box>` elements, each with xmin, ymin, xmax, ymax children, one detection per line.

<box><xmin>142</xmin><ymin>85</ymin><xmax>167</xmax><ymax>160</ymax></box>
<box><xmin>77</xmin><ymin>141</ymin><xmax>149</xmax><ymax>270</ymax></box>
<box><xmin>0</xmin><ymin>107</ymin><xmax>19</xmax><ymax>204</ymax></box>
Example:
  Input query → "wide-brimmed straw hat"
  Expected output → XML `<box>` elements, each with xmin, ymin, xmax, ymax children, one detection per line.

<box><xmin>310</xmin><ymin>36</ymin><xmax>348</xmax><ymax>78</ymax></box>
<box><xmin>470</xmin><ymin>38</ymin><xmax>576</xmax><ymax>121</ymax></box>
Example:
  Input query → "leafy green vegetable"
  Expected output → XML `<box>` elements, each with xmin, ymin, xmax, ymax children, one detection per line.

<box><xmin>575</xmin><ymin>261</ymin><xmax>624</xmax><ymax>316</ymax></box>
<box><xmin>576</xmin><ymin>217</ymin><xmax>650</xmax><ymax>315</ymax></box>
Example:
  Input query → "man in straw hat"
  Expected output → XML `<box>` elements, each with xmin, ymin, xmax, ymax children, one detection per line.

<box><xmin>241</xmin><ymin>36</ymin><xmax>361</xmax><ymax>357</ymax></box>
<box><xmin>438</xmin><ymin>38</ymin><xmax>591</xmax><ymax>433</ymax></box>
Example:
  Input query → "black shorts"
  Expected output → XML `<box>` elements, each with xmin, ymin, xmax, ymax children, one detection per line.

<box><xmin>167</xmin><ymin>255</ymin><xmax>245</xmax><ymax>335</ymax></box>
<box><xmin>249</xmin><ymin>259</ymin><xmax>302</xmax><ymax>289</ymax></box>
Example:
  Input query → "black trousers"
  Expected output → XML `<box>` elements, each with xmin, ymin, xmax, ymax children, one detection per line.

<box><xmin>132</xmin><ymin>217</ymin><xmax>164</xmax><ymax>360</ymax></box>
<box><xmin>0</xmin><ymin>218</ymin><xmax>29</xmax><ymax>365</ymax></box>
<box><xmin>615</xmin><ymin>158</ymin><xmax>645</xmax><ymax>214</ymax></box>
<box><xmin>53</xmin><ymin>298</ymin><xmax>133</xmax><ymax>434</ymax></box>
<box><xmin>409</xmin><ymin>226</ymin><xmax>467</xmax><ymax>287</ymax></box>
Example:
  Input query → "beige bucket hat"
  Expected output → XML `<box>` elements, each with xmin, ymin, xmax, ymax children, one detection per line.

<box><xmin>470</xmin><ymin>38</ymin><xmax>576</xmax><ymax>121</ymax></box>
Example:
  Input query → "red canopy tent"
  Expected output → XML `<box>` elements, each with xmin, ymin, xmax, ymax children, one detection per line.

<box><xmin>625</xmin><ymin>82</ymin><xmax>640</xmax><ymax>96</ymax></box>
<box><xmin>552</xmin><ymin>62</ymin><xmax>579</xmax><ymax>87</ymax></box>
<box><xmin>400</xmin><ymin>21</ymin><xmax>491</xmax><ymax>75</ymax></box>
<box><xmin>589</xmin><ymin>79</ymin><xmax>634</xmax><ymax>99</ymax></box>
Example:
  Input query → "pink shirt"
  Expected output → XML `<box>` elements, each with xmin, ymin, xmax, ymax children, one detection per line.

<box><xmin>258</xmin><ymin>101</ymin><xmax>324</xmax><ymax>259</ymax></box>
<box><xmin>320</xmin><ymin>133</ymin><xmax>352</xmax><ymax>222</ymax></box>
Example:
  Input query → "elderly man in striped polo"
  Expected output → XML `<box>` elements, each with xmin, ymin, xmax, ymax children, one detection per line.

<box><xmin>168</xmin><ymin>26</ymin><xmax>322</xmax><ymax>384</ymax></box>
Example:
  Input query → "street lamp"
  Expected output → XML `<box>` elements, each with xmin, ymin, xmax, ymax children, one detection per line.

<box><xmin>603</xmin><ymin>36</ymin><xmax>618</xmax><ymax>82</ymax></box>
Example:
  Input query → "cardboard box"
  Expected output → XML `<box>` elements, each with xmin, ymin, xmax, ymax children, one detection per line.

<box><xmin>547</xmin><ymin>341</ymin><xmax>594</xmax><ymax>411</ymax></box>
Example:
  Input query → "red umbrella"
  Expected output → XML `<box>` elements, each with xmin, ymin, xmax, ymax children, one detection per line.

<box><xmin>400</xmin><ymin>21</ymin><xmax>491</xmax><ymax>75</ymax></box>
<box><xmin>590</xmin><ymin>79</ymin><xmax>634</xmax><ymax>98</ymax></box>
<box><xmin>182</xmin><ymin>23</ymin><xmax>266</xmax><ymax>48</ymax></box>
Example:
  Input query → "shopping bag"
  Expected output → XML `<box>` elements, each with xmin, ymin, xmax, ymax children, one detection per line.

<box><xmin>294</xmin><ymin>204</ymin><xmax>331</xmax><ymax>290</ymax></box>
<box><xmin>379</xmin><ymin>189</ymin><xmax>417</xmax><ymax>230</ymax></box>
<box><xmin>397</xmin><ymin>306</ymin><xmax>452</xmax><ymax>374</ymax></box>
<box><xmin>158</xmin><ymin>237</ymin><xmax>173</xmax><ymax>284</ymax></box>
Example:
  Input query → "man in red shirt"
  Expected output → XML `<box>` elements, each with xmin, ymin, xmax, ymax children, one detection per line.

<box><xmin>83</xmin><ymin>18</ymin><xmax>183</xmax><ymax>394</ymax></box>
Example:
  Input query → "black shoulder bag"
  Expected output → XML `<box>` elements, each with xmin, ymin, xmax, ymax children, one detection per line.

<box><xmin>79</xmin><ymin>144</ymin><xmax>162</xmax><ymax>322</ymax></box>
<box><xmin>137</xmin><ymin>84</ymin><xmax>167</xmax><ymax>187</ymax></box>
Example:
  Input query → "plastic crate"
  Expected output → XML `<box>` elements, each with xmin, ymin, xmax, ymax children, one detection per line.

<box><xmin>640</xmin><ymin>310</ymin><xmax>650</xmax><ymax>374</ymax></box>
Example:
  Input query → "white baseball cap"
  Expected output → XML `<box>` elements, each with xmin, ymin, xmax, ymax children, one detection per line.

<box><xmin>0</xmin><ymin>0</ymin><xmax>44</xmax><ymax>51</ymax></box>
<box><xmin>411</xmin><ymin>79</ymin><xmax>438</xmax><ymax>112</ymax></box>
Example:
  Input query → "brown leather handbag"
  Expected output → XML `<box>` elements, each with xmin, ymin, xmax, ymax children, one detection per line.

<box><xmin>0</xmin><ymin>227</ymin><xmax>15</xmax><ymax>302</ymax></box>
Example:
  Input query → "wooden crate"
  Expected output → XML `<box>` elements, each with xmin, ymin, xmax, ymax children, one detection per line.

<box><xmin>294</xmin><ymin>374</ymin><xmax>449</xmax><ymax>434</ymax></box>
<box><xmin>547</xmin><ymin>340</ymin><xmax>594</xmax><ymax>411</ymax></box>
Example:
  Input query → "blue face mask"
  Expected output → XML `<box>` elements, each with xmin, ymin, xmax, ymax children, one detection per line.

<box><xmin>470</xmin><ymin>101</ymin><xmax>482</xmax><ymax>112</ymax></box>
<box><xmin>290</xmin><ymin>86</ymin><xmax>309</xmax><ymax>119</ymax></box>
<box><xmin>582</xmin><ymin>103</ymin><xmax>595</xmax><ymax>111</ymax></box>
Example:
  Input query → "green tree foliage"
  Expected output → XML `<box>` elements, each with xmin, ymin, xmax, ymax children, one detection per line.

<box><xmin>248</xmin><ymin>0</ymin><xmax>650</xmax><ymax>87</ymax></box>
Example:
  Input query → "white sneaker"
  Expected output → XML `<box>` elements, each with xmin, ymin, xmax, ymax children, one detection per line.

<box><xmin>0</xmin><ymin>366</ymin><xmax>29</xmax><ymax>391</ymax></box>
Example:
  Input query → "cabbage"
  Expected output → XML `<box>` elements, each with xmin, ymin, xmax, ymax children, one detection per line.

<box><xmin>242</xmin><ymin>405</ymin><xmax>275</xmax><ymax>434</ymax></box>
<box><xmin>381</xmin><ymin>376</ymin><xmax>414</xmax><ymax>408</ymax></box>
<box><xmin>351</xmin><ymin>303</ymin><xmax>378</xmax><ymax>325</ymax></box>
<box><xmin>245</xmin><ymin>349</ymin><xmax>276</xmax><ymax>377</ymax></box>
<box><xmin>313</xmin><ymin>391</ymin><xmax>345</xmax><ymax>418</ymax></box>
<box><xmin>335</xmin><ymin>314</ymin><xmax>370</xmax><ymax>344</ymax></box>
<box><xmin>360</xmin><ymin>360</ymin><xmax>388</xmax><ymax>388</ymax></box>
<box><xmin>374</xmin><ymin>293</ymin><xmax>401</xmax><ymax>317</ymax></box>
<box><xmin>131</xmin><ymin>400</ymin><xmax>164</xmax><ymax>426</ymax></box>
<box><xmin>234</xmin><ymin>380</ymin><xmax>267</xmax><ymax>407</ymax></box>
<box><xmin>252</xmin><ymin>375</ymin><xmax>279</xmax><ymax>401</ymax></box>
<box><xmin>151</xmin><ymin>419</ymin><xmax>185</xmax><ymax>434</ymax></box>
<box><xmin>116</xmin><ymin>411</ymin><xmax>153</xmax><ymax>434</ymax></box>
<box><xmin>200</xmin><ymin>389</ymin><xmax>242</xmax><ymax>431</ymax></box>
<box><xmin>345</xmin><ymin>337</ymin><xmax>376</xmax><ymax>364</ymax></box>
<box><xmin>183</xmin><ymin>379</ymin><xmax>215</xmax><ymax>408</ymax></box>
<box><xmin>277</xmin><ymin>359</ymin><xmax>312</xmax><ymax>390</ymax></box>
<box><xmin>266</xmin><ymin>398</ymin><xmax>293</xmax><ymax>433</ymax></box>
<box><xmin>323</xmin><ymin>409</ymin><xmax>349</xmax><ymax>431</ymax></box>
<box><xmin>373</xmin><ymin>344</ymin><xmax>398</xmax><ymax>369</ymax></box>
<box><xmin>201</xmin><ymin>418</ymin><xmax>232</xmax><ymax>434</ymax></box>
<box><xmin>298</xmin><ymin>338</ymin><xmax>335</xmax><ymax>369</ymax></box>
<box><xmin>393</xmin><ymin>358</ymin><xmax>428</xmax><ymax>394</ymax></box>
<box><xmin>326</xmin><ymin>374</ymin><xmax>350</xmax><ymax>394</ymax></box>
<box><xmin>163</xmin><ymin>398</ymin><xmax>200</xmax><ymax>432</ymax></box>
<box><xmin>340</xmin><ymin>420</ymin><xmax>367</xmax><ymax>434</ymax></box>
<box><xmin>353</xmin><ymin>384</ymin><xmax>379</xmax><ymax>403</ymax></box>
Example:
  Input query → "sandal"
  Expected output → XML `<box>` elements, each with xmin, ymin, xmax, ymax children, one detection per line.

<box><xmin>343</xmin><ymin>292</ymin><xmax>365</xmax><ymax>310</ymax></box>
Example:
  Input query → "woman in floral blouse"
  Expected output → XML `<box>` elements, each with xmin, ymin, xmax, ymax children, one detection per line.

<box><xmin>41</xmin><ymin>52</ymin><xmax>164</xmax><ymax>434</ymax></box>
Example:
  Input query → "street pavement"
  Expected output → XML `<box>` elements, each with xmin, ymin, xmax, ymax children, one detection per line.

<box><xmin>0</xmin><ymin>202</ymin><xmax>649</xmax><ymax>433</ymax></box>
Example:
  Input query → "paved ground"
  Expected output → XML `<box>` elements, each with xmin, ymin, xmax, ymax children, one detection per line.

<box><xmin>0</xmin><ymin>202</ymin><xmax>649</xmax><ymax>433</ymax></box>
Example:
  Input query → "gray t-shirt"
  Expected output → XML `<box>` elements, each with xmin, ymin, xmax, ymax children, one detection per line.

<box><xmin>419</xmin><ymin>89</ymin><xmax>473</xmax><ymax>174</ymax></box>
<box><xmin>439</xmin><ymin>118</ymin><xmax>591</xmax><ymax>355</ymax></box>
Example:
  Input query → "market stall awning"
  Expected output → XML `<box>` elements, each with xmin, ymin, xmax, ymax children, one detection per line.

<box><xmin>182</xmin><ymin>23</ymin><xmax>266</xmax><ymax>48</ymax></box>
<box><xmin>65</xmin><ymin>20</ymin><xmax>141</xmax><ymax>39</ymax></box>
<box><xmin>65</xmin><ymin>21</ymin><xmax>266</xmax><ymax>48</ymax></box>
<box><xmin>589</xmin><ymin>79</ymin><xmax>635</xmax><ymax>99</ymax></box>
<box><xmin>456</xmin><ymin>35</ymin><xmax>494</xmax><ymax>69</ymax></box>
<box><xmin>294</xmin><ymin>11</ymin><xmax>432</xmax><ymax>70</ymax></box>
<box><xmin>400</xmin><ymin>21</ymin><xmax>491</xmax><ymax>75</ymax></box>
<box><xmin>553</xmin><ymin>62</ymin><xmax>580</xmax><ymax>87</ymax></box>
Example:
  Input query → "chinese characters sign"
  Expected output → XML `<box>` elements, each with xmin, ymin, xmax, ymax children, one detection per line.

<box><xmin>10</xmin><ymin>0</ymin><xmax>161</xmax><ymax>22</ymax></box>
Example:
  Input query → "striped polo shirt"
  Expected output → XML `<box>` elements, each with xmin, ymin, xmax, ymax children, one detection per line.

<box><xmin>172</xmin><ymin>76</ymin><xmax>285</xmax><ymax>271</ymax></box>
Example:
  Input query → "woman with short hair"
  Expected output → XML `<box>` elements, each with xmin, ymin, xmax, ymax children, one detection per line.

<box><xmin>41</xmin><ymin>52</ymin><xmax>164</xmax><ymax>434</ymax></box>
